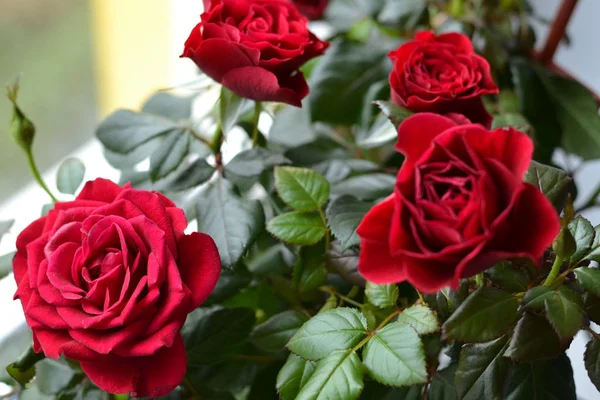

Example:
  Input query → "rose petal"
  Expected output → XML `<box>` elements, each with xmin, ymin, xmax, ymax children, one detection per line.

<box><xmin>395</xmin><ymin>113</ymin><xmax>458</xmax><ymax>160</ymax></box>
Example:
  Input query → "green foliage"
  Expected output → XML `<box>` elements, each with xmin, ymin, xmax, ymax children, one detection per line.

<box><xmin>523</xmin><ymin>160</ymin><xmax>572</xmax><ymax>212</ymax></box>
<box><xmin>326</xmin><ymin>195</ymin><xmax>371</xmax><ymax>250</ymax></box>
<box><xmin>332</xmin><ymin>173</ymin><xmax>396</xmax><ymax>200</ymax></box>
<box><xmin>219</xmin><ymin>87</ymin><xmax>248</xmax><ymax>135</ymax></box>
<box><xmin>585</xmin><ymin>339</ymin><xmax>600</xmax><ymax>392</ymax></box>
<box><xmin>373</xmin><ymin>100</ymin><xmax>413</xmax><ymax>128</ymax></box>
<box><xmin>0</xmin><ymin>219</ymin><xmax>14</xmax><ymax>246</ymax></box>
<box><xmin>267</xmin><ymin>212</ymin><xmax>326</xmax><ymax>246</ymax></box>
<box><xmin>575</xmin><ymin>267</ymin><xmax>600</xmax><ymax>298</ymax></box>
<box><xmin>396</xmin><ymin>305</ymin><xmax>439</xmax><ymax>335</ymax></box>
<box><xmin>274</xmin><ymin>166</ymin><xmax>330</xmax><ymax>212</ymax></box>
<box><xmin>504</xmin><ymin>313</ymin><xmax>567</xmax><ymax>362</ymax></box>
<box><xmin>567</xmin><ymin>216</ymin><xmax>595</xmax><ymax>265</ymax></box>
<box><xmin>365</xmin><ymin>282</ymin><xmax>399</xmax><ymax>308</ymax></box>
<box><xmin>225</xmin><ymin>148</ymin><xmax>290</xmax><ymax>180</ymax></box>
<box><xmin>56</xmin><ymin>158</ymin><xmax>85</xmax><ymax>195</ymax></box>
<box><xmin>543</xmin><ymin>287</ymin><xmax>583</xmax><ymax>341</ymax></box>
<box><xmin>484</xmin><ymin>261</ymin><xmax>530</xmax><ymax>292</ymax></box>
<box><xmin>251</xmin><ymin>311</ymin><xmax>308</xmax><ymax>352</ymax></box>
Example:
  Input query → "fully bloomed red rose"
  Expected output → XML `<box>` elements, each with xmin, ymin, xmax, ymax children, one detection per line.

<box><xmin>182</xmin><ymin>0</ymin><xmax>329</xmax><ymax>107</ymax></box>
<box><xmin>388</xmin><ymin>31</ymin><xmax>499</xmax><ymax>127</ymax></box>
<box><xmin>357</xmin><ymin>113</ymin><xmax>560</xmax><ymax>293</ymax></box>
<box><xmin>13</xmin><ymin>179</ymin><xmax>221</xmax><ymax>397</ymax></box>
<box><xmin>291</xmin><ymin>0</ymin><xmax>329</xmax><ymax>19</ymax></box>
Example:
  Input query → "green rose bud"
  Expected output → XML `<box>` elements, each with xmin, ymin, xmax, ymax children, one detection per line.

<box><xmin>552</xmin><ymin>227</ymin><xmax>577</xmax><ymax>259</ymax></box>
<box><xmin>7</xmin><ymin>83</ymin><xmax>35</xmax><ymax>152</ymax></box>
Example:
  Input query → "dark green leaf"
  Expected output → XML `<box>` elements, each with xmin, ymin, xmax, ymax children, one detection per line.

<box><xmin>196</xmin><ymin>179</ymin><xmax>265</xmax><ymax>268</ymax></box>
<box><xmin>544</xmin><ymin>286</ymin><xmax>584</xmax><ymax>340</ymax></box>
<box><xmin>295</xmin><ymin>244</ymin><xmax>328</xmax><ymax>292</ymax></box>
<box><xmin>267</xmin><ymin>212</ymin><xmax>326</xmax><ymax>246</ymax></box>
<box><xmin>428</xmin><ymin>364</ymin><xmax>458</xmax><ymax>400</ymax></box>
<box><xmin>583</xmin><ymin>292</ymin><xmax>600</xmax><ymax>324</ymax></box>
<box><xmin>360</xmin><ymin>81</ymin><xmax>390</xmax><ymax>132</ymax></box>
<box><xmin>96</xmin><ymin>109</ymin><xmax>176</xmax><ymax>153</ymax></box>
<box><xmin>365</xmin><ymin>282</ymin><xmax>398</xmax><ymax>308</ymax></box>
<box><xmin>274</xmin><ymin>166</ymin><xmax>330</xmax><ymax>212</ymax></box>
<box><xmin>251</xmin><ymin>311</ymin><xmax>307</xmax><ymax>352</ymax></box>
<box><xmin>484</xmin><ymin>261</ymin><xmax>530</xmax><ymax>292</ymax></box>
<box><xmin>220</xmin><ymin>87</ymin><xmax>248</xmax><ymax>134</ymax></box>
<box><xmin>204</xmin><ymin>263</ymin><xmax>252</xmax><ymax>305</ymax></box>
<box><xmin>584</xmin><ymin>339</ymin><xmax>600</xmax><ymax>392</ymax></box>
<box><xmin>295</xmin><ymin>350</ymin><xmax>363</xmax><ymax>400</ymax></box>
<box><xmin>185</xmin><ymin>307</ymin><xmax>256</xmax><ymax>365</ymax></box>
<box><xmin>491</xmin><ymin>113</ymin><xmax>531</xmax><ymax>132</ymax></box>
<box><xmin>357</xmin><ymin>115</ymin><xmax>397</xmax><ymax>149</ymax></box>
<box><xmin>56</xmin><ymin>158</ymin><xmax>85</xmax><ymax>195</ymax></box>
<box><xmin>442</xmin><ymin>288</ymin><xmax>519</xmax><ymax>342</ymax></box>
<box><xmin>269</xmin><ymin>105</ymin><xmax>315</xmax><ymax>147</ymax></box>
<box><xmin>397</xmin><ymin>305</ymin><xmax>439</xmax><ymax>335</ymax></box>
<box><xmin>149</xmin><ymin>129</ymin><xmax>190</xmax><ymax>180</ymax></box>
<box><xmin>575</xmin><ymin>267</ymin><xmax>600</xmax><ymax>298</ymax></box>
<box><xmin>378</xmin><ymin>0</ymin><xmax>427</xmax><ymax>26</ymax></box>
<box><xmin>309</xmin><ymin>39</ymin><xmax>389</xmax><ymax>125</ymax></box>
<box><xmin>503</xmin><ymin>355</ymin><xmax>576</xmax><ymax>400</ymax></box>
<box><xmin>222</xmin><ymin>282</ymin><xmax>287</xmax><ymax>319</ymax></box>
<box><xmin>332</xmin><ymin>173</ymin><xmax>395</xmax><ymax>200</ymax></box>
<box><xmin>363</xmin><ymin>322</ymin><xmax>427</xmax><ymax>386</ymax></box>
<box><xmin>504</xmin><ymin>313</ymin><xmax>568</xmax><ymax>362</ymax></box>
<box><xmin>326</xmin><ymin>195</ymin><xmax>371</xmax><ymax>250</ymax></box>
<box><xmin>36</xmin><ymin>360</ymin><xmax>75</xmax><ymax>395</ymax></box>
<box><xmin>522</xmin><ymin>286</ymin><xmax>553</xmax><ymax>310</ymax></box>
<box><xmin>141</xmin><ymin>91</ymin><xmax>194</xmax><ymax>121</ymax></box>
<box><xmin>361</xmin><ymin>381</ymin><xmax>422</xmax><ymax>399</ymax></box>
<box><xmin>567</xmin><ymin>216</ymin><xmax>595</xmax><ymax>264</ymax></box>
<box><xmin>162</xmin><ymin>158</ymin><xmax>214</xmax><ymax>192</ymax></box>
<box><xmin>373</xmin><ymin>100</ymin><xmax>413</xmax><ymax>128</ymax></box>
<box><xmin>225</xmin><ymin>148</ymin><xmax>290</xmax><ymax>179</ymax></box>
<box><xmin>325</xmin><ymin>0</ymin><xmax>386</xmax><ymax>31</ymax></box>
<box><xmin>288</xmin><ymin>308</ymin><xmax>368</xmax><ymax>360</ymax></box>
<box><xmin>276</xmin><ymin>354</ymin><xmax>317</xmax><ymax>400</ymax></box>
<box><xmin>523</xmin><ymin>160</ymin><xmax>571</xmax><ymax>211</ymax></box>
<box><xmin>455</xmin><ymin>336</ymin><xmax>510</xmax><ymax>400</ymax></box>
<box><xmin>248</xmin><ymin>363</ymin><xmax>282</xmax><ymax>400</ymax></box>
<box><xmin>325</xmin><ymin>243</ymin><xmax>365</xmax><ymax>286</ymax></box>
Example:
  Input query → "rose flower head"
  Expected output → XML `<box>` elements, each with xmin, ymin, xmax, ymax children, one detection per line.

<box><xmin>182</xmin><ymin>0</ymin><xmax>329</xmax><ymax>107</ymax></box>
<box><xmin>13</xmin><ymin>179</ymin><xmax>221</xmax><ymax>397</ymax></box>
<box><xmin>357</xmin><ymin>113</ymin><xmax>560</xmax><ymax>293</ymax></box>
<box><xmin>388</xmin><ymin>31</ymin><xmax>499</xmax><ymax>127</ymax></box>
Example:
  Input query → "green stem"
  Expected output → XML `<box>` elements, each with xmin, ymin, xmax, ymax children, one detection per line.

<box><xmin>251</xmin><ymin>101</ymin><xmax>262</xmax><ymax>147</ymax></box>
<box><xmin>543</xmin><ymin>255</ymin><xmax>564</xmax><ymax>287</ymax></box>
<box><xmin>318</xmin><ymin>208</ymin><xmax>330</xmax><ymax>250</ymax></box>
<box><xmin>209</xmin><ymin>122</ymin><xmax>223</xmax><ymax>155</ymax></box>
<box><xmin>26</xmin><ymin>150</ymin><xmax>57</xmax><ymax>203</ymax></box>
<box><xmin>319</xmin><ymin>287</ymin><xmax>363</xmax><ymax>308</ymax></box>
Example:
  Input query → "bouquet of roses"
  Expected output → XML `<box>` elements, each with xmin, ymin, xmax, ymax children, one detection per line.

<box><xmin>3</xmin><ymin>0</ymin><xmax>600</xmax><ymax>399</ymax></box>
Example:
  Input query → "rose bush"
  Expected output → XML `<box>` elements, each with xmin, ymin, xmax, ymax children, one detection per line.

<box><xmin>12</xmin><ymin>179</ymin><xmax>221</xmax><ymax>397</ymax></box>
<box><xmin>357</xmin><ymin>113</ymin><xmax>560</xmax><ymax>292</ymax></box>
<box><xmin>388</xmin><ymin>31</ymin><xmax>499</xmax><ymax>127</ymax></box>
<box><xmin>182</xmin><ymin>0</ymin><xmax>329</xmax><ymax>107</ymax></box>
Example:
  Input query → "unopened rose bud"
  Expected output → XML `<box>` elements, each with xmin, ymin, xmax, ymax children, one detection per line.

<box><xmin>7</xmin><ymin>83</ymin><xmax>35</xmax><ymax>152</ymax></box>
<box><xmin>552</xmin><ymin>227</ymin><xmax>576</xmax><ymax>259</ymax></box>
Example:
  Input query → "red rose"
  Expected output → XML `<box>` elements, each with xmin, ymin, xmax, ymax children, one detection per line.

<box><xmin>13</xmin><ymin>179</ymin><xmax>221</xmax><ymax>397</ymax></box>
<box><xmin>388</xmin><ymin>31</ymin><xmax>499</xmax><ymax>127</ymax></box>
<box><xmin>357</xmin><ymin>113</ymin><xmax>560</xmax><ymax>293</ymax></box>
<box><xmin>291</xmin><ymin>0</ymin><xmax>329</xmax><ymax>20</ymax></box>
<box><xmin>182</xmin><ymin>0</ymin><xmax>329</xmax><ymax>107</ymax></box>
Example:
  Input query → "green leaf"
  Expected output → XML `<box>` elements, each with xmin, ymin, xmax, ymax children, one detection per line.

<box><xmin>397</xmin><ymin>305</ymin><xmax>440</xmax><ymax>335</ymax></box>
<box><xmin>442</xmin><ymin>287</ymin><xmax>519</xmax><ymax>342</ymax></box>
<box><xmin>0</xmin><ymin>251</ymin><xmax>15</xmax><ymax>279</ymax></box>
<box><xmin>204</xmin><ymin>263</ymin><xmax>252</xmax><ymax>305</ymax></box>
<box><xmin>428</xmin><ymin>364</ymin><xmax>458</xmax><ymax>400</ymax></box>
<box><xmin>484</xmin><ymin>261</ymin><xmax>530</xmax><ymax>292</ymax></box>
<box><xmin>584</xmin><ymin>225</ymin><xmax>600</xmax><ymax>262</ymax></box>
<box><xmin>332</xmin><ymin>173</ymin><xmax>395</xmax><ymax>200</ymax></box>
<box><xmin>357</xmin><ymin>115</ymin><xmax>397</xmax><ymax>149</ymax></box>
<box><xmin>185</xmin><ymin>307</ymin><xmax>256</xmax><ymax>365</ymax></box>
<box><xmin>274</xmin><ymin>166</ymin><xmax>330</xmax><ymax>212</ymax></box>
<box><xmin>96</xmin><ymin>109</ymin><xmax>176</xmax><ymax>153</ymax></box>
<box><xmin>576</xmin><ymin>267</ymin><xmax>600</xmax><ymax>298</ymax></box>
<box><xmin>502</xmin><ymin>355</ymin><xmax>576</xmax><ymax>400</ymax></box>
<box><xmin>504</xmin><ymin>313</ymin><xmax>567</xmax><ymax>362</ymax></box>
<box><xmin>267</xmin><ymin>212</ymin><xmax>326</xmax><ymax>246</ymax></box>
<box><xmin>584</xmin><ymin>339</ymin><xmax>600</xmax><ymax>392</ymax></box>
<box><xmin>0</xmin><ymin>219</ymin><xmax>14</xmax><ymax>246</ymax></box>
<box><xmin>455</xmin><ymin>336</ymin><xmax>510</xmax><ymax>400</ymax></box>
<box><xmin>309</xmin><ymin>39</ymin><xmax>389</xmax><ymax>125</ymax></box>
<box><xmin>523</xmin><ymin>160</ymin><xmax>571</xmax><ymax>211</ymax></box>
<box><xmin>365</xmin><ymin>282</ymin><xmax>398</xmax><ymax>308</ymax></box>
<box><xmin>196</xmin><ymin>179</ymin><xmax>265</xmax><ymax>268</ymax></box>
<box><xmin>378</xmin><ymin>0</ymin><xmax>427</xmax><ymax>26</ymax></box>
<box><xmin>56</xmin><ymin>158</ymin><xmax>85</xmax><ymax>195</ymax></box>
<box><xmin>6</xmin><ymin>346</ymin><xmax>45</xmax><ymax>387</ymax></box>
<box><xmin>251</xmin><ymin>311</ymin><xmax>307</xmax><ymax>352</ymax></box>
<box><xmin>269</xmin><ymin>105</ymin><xmax>316</xmax><ymax>147</ymax></box>
<box><xmin>35</xmin><ymin>360</ymin><xmax>75</xmax><ymax>395</ymax></box>
<box><xmin>583</xmin><ymin>292</ymin><xmax>600</xmax><ymax>325</ymax></box>
<box><xmin>567</xmin><ymin>216</ymin><xmax>595</xmax><ymax>264</ymax></box>
<box><xmin>522</xmin><ymin>286</ymin><xmax>553</xmax><ymax>310</ymax></box>
<box><xmin>373</xmin><ymin>100</ymin><xmax>413</xmax><ymax>128</ymax></box>
<box><xmin>491</xmin><ymin>112</ymin><xmax>531</xmax><ymax>132</ymax></box>
<box><xmin>288</xmin><ymin>308</ymin><xmax>368</xmax><ymax>360</ymax></box>
<box><xmin>162</xmin><ymin>158</ymin><xmax>214</xmax><ymax>192</ymax></box>
<box><xmin>276</xmin><ymin>354</ymin><xmax>316</xmax><ymax>400</ymax></box>
<box><xmin>149</xmin><ymin>129</ymin><xmax>190</xmax><ymax>180</ymax></box>
<box><xmin>325</xmin><ymin>243</ymin><xmax>365</xmax><ymax>286</ymax></box>
<box><xmin>295</xmin><ymin>350</ymin><xmax>363</xmax><ymax>400</ymax></box>
<box><xmin>141</xmin><ymin>91</ymin><xmax>194</xmax><ymax>121</ymax></box>
<box><xmin>225</xmin><ymin>148</ymin><xmax>290</xmax><ymax>179</ymax></box>
<box><xmin>295</xmin><ymin>244</ymin><xmax>328</xmax><ymax>292</ymax></box>
<box><xmin>363</xmin><ymin>322</ymin><xmax>427</xmax><ymax>386</ymax></box>
<box><xmin>220</xmin><ymin>87</ymin><xmax>248</xmax><ymax>134</ymax></box>
<box><xmin>543</xmin><ymin>286</ymin><xmax>584</xmax><ymax>340</ymax></box>
<box><xmin>325</xmin><ymin>0</ymin><xmax>386</xmax><ymax>31</ymax></box>
<box><xmin>326</xmin><ymin>195</ymin><xmax>371</xmax><ymax>250</ymax></box>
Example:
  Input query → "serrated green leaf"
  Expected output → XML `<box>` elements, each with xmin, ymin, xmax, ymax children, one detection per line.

<box><xmin>504</xmin><ymin>313</ymin><xmax>567</xmax><ymax>362</ymax></box>
<box><xmin>357</xmin><ymin>115</ymin><xmax>397</xmax><ymax>149</ymax></box>
<box><xmin>544</xmin><ymin>287</ymin><xmax>584</xmax><ymax>340</ymax></box>
<box><xmin>267</xmin><ymin>212</ymin><xmax>326</xmax><ymax>246</ymax></box>
<box><xmin>326</xmin><ymin>195</ymin><xmax>371</xmax><ymax>250</ymax></box>
<box><xmin>397</xmin><ymin>305</ymin><xmax>439</xmax><ymax>335</ymax></box>
<box><xmin>325</xmin><ymin>242</ymin><xmax>365</xmax><ymax>286</ymax></box>
<box><xmin>196</xmin><ymin>179</ymin><xmax>265</xmax><ymax>268</ymax></box>
<box><xmin>295</xmin><ymin>350</ymin><xmax>363</xmax><ymax>400</ymax></box>
<box><xmin>269</xmin><ymin>105</ymin><xmax>316</xmax><ymax>147</ymax></box>
<box><xmin>443</xmin><ymin>287</ymin><xmax>519</xmax><ymax>342</ymax></box>
<box><xmin>163</xmin><ymin>158</ymin><xmax>214</xmax><ymax>192</ymax></box>
<box><xmin>225</xmin><ymin>148</ymin><xmax>290</xmax><ymax>179</ymax></box>
<box><xmin>584</xmin><ymin>225</ymin><xmax>600</xmax><ymax>262</ymax></box>
<box><xmin>149</xmin><ymin>128</ymin><xmax>190</xmax><ymax>180</ymax></box>
<box><xmin>288</xmin><ymin>308</ymin><xmax>368</xmax><ymax>360</ymax></box>
<box><xmin>296</xmin><ymin>260</ymin><xmax>328</xmax><ymax>293</ymax></box>
<box><xmin>428</xmin><ymin>363</ymin><xmax>458</xmax><ymax>400</ymax></box>
<box><xmin>523</xmin><ymin>160</ymin><xmax>571</xmax><ymax>212</ymax></box>
<box><xmin>274</xmin><ymin>166</ymin><xmax>330</xmax><ymax>212</ymax></box>
<box><xmin>185</xmin><ymin>307</ymin><xmax>256</xmax><ymax>365</ymax></box>
<box><xmin>363</xmin><ymin>322</ymin><xmax>427</xmax><ymax>386</ymax></box>
<box><xmin>332</xmin><ymin>173</ymin><xmax>395</xmax><ymax>200</ymax></box>
<box><xmin>455</xmin><ymin>336</ymin><xmax>510</xmax><ymax>400</ymax></box>
<box><xmin>141</xmin><ymin>91</ymin><xmax>194</xmax><ymax>121</ymax></box>
<box><xmin>484</xmin><ymin>261</ymin><xmax>530</xmax><ymax>292</ymax></box>
<box><xmin>567</xmin><ymin>216</ymin><xmax>595</xmax><ymax>264</ymax></box>
<box><xmin>276</xmin><ymin>354</ymin><xmax>317</xmax><ymax>400</ymax></box>
<box><xmin>251</xmin><ymin>311</ymin><xmax>307</xmax><ymax>352</ymax></box>
<box><xmin>575</xmin><ymin>267</ymin><xmax>600</xmax><ymax>298</ymax></box>
<box><xmin>584</xmin><ymin>339</ymin><xmax>600</xmax><ymax>392</ymax></box>
<box><xmin>373</xmin><ymin>100</ymin><xmax>413</xmax><ymax>128</ymax></box>
<box><xmin>365</xmin><ymin>282</ymin><xmax>398</xmax><ymax>308</ymax></box>
<box><xmin>522</xmin><ymin>286</ymin><xmax>553</xmax><ymax>310</ymax></box>
<box><xmin>220</xmin><ymin>87</ymin><xmax>248</xmax><ymax>134</ymax></box>
<box><xmin>56</xmin><ymin>158</ymin><xmax>85</xmax><ymax>195</ymax></box>
<box><xmin>96</xmin><ymin>109</ymin><xmax>176</xmax><ymax>153</ymax></box>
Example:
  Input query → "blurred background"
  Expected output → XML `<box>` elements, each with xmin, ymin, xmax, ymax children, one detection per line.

<box><xmin>0</xmin><ymin>0</ymin><xmax>599</xmax><ymax>398</ymax></box>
